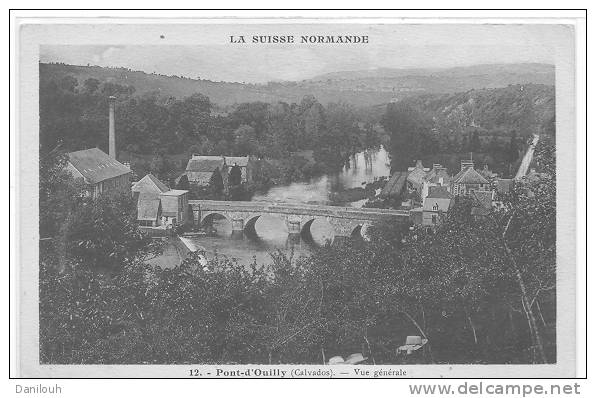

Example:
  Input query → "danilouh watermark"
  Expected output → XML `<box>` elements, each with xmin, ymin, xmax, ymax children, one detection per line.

<box><xmin>15</xmin><ymin>384</ymin><xmax>63</xmax><ymax>394</ymax></box>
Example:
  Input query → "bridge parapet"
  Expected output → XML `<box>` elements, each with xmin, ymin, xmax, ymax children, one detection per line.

<box><xmin>189</xmin><ymin>200</ymin><xmax>409</xmax><ymax>220</ymax></box>
<box><xmin>189</xmin><ymin>200</ymin><xmax>410</xmax><ymax>239</ymax></box>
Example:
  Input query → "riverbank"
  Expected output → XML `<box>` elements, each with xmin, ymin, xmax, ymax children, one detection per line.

<box><xmin>145</xmin><ymin>236</ymin><xmax>193</xmax><ymax>269</ymax></box>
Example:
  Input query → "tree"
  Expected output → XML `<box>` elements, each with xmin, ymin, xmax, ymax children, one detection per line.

<box><xmin>233</xmin><ymin>124</ymin><xmax>259</xmax><ymax>155</ymax></box>
<box><xmin>39</xmin><ymin>150</ymin><xmax>81</xmax><ymax>239</ymax></box>
<box><xmin>469</xmin><ymin>130</ymin><xmax>481</xmax><ymax>152</ymax></box>
<box><xmin>59</xmin><ymin>75</ymin><xmax>78</xmax><ymax>92</ymax></box>
<box><xmin>149</xmin><ymin>153</ymin><xmax>170</xmax><ymax>181</ymax></box>
<box><xmin>382</xmin><ymin>102</ymin><xmax>430</xmax><ymax>171</ymax></box>
<box><xmin>507</xmin><ymin>131</ymin><xmax>520</xmax><ymax>163</ymax></box>
<box><xmin>229</xmin><ymin>164</ymin><xmax>242</xmax><ymax>186</ymax></box>
<box><xmin>59</xmin><ymin>193</ymin><xmax>153</xmax><ymax>270</ymax></box>
<box><xmin>209</xmin><ymin>168</ymin><xmax>224</xmax><ymax>196</ymax></box>
<box><xmin>176</xmin><ymin>174</ymin><xmax>190</xmax><ymax>191</ymax></box>
<box><xmin>83</xmin><ymin>78</ymin><xmax>100</xmax><ymax>94</ymax></box>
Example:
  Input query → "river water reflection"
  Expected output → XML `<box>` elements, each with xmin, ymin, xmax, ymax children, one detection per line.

<box><xmin>184</xmin><ymin>147</ymin><xmax>391</xmax><ymax>265</ymax></box>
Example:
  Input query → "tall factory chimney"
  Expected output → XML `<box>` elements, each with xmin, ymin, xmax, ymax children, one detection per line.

<box><xmin>108</xmin><ymin>96</ymin><xmax>116</xmax><ymax>159</ymax></box>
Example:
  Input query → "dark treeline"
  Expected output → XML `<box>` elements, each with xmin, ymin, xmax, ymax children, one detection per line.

<box><xmin>40</xmin><ymin>73</ymin><xmax>382</xmax><ymax>185</ymax></box>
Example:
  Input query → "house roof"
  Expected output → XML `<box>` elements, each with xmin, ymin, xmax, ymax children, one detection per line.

<box><xmin>423</xmin><ymin>197</ymin><xmax>453</xmax><ymax>212</ymax></box>
<box><xmin>427</xmin><ymin>187</ymin><xmax>453</xmax><ymax>199</ymax></box>
<box><xmin>186</xmin><ymin>156</ymin><xmax>225</xmax><ymax>172</ymax></box>
<box><xmin>137</xmin><ymin>198</ymin><xmax>161</xmax><ymax>221</ymax></box>
<box><xmin>472</xmin><ymin>190</ymin><xmax>494</xmax><ymax>209</ymax></box>
<box><xmin>452</xmin><ymin>167</ymin><xmax>490</xmax><ymax>185</ymax></box>
<box><xmin>426</xmin><ymin>167</ymin><xmax>452</xmax><ymax>185</ymax></box>
<box><xmin>161</xmin><ymin>189</ymin><xmax>188</xmax><ymax>196</ymax></box>
<box><xmin>407</xmin><ymin>167</ymin><xmax>427</xmax><ymax>186</ymax></box>
<box><xmin>380</xmin><ymin>171</ymin><xmax>408</xmax><ymax>198</ymax></box>
<box><xmin>67</xmin><ymin>148</ymin><xmax>131</xmax><ymax>184</ymax></box>
<box><xmin>495</xmin><ymin>179</ymin><xmax>514</xmax><ymax>194</ymax></box>
<box><xmin>225</xmin><ymin>156</ymin><xmax>249</xmax><ymax>167</ymax></box>
<box><xmin>407</xmin><ymin>159</ymin><xmax>429</xmax><ymax>172</ymax></box>
<box><xmin>132</xmin><ymin>173</ymin><xmax>169</xmax><ymax>194</ymax></box>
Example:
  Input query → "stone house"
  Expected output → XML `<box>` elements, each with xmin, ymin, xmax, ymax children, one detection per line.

<box><xmin>159</xmin><ymin>190</ymin><xmax>190</xmax><ymax>227</ymax></box>
<box><xmin>184</xmin><ymin>154</ymin><xmax>254</xmax><ymax>189</ymax></box>
<box><xmin>451</xmin><ymin>160</ymin><xmax>490</xmax><ymax>196</ymax></box>
<box><xmin>379</xmin><ymin>171</ymin><xmax>408</xmax><ymax>199</ymax></box>
<box><xmin>66</xmin><ymin>148</ymin><xmax>131</xmax><ymax>199</ymax></box>
<box><xmin>421</xmin><ymin>164</ymin><xmax>452</xmax><ymax>201</ymax></box>
<box><xmin>185</xmin><ymin>155</ymin><xmax>227</xmax><ymax>186</ymax></box>
<box><xmin>136</xmin><ymin>193</ymin><xmax>162</xmax><ymax>227</ymax></box>
<box><xmin>224</xmin><ymin>156</ymin><xmax>253</xmax><ymax>184</ymax></box>
<box><xmin>406</xmin><ymin>160</ymin><xmax>430</xmax><ymax>194</ymax></box>
<box><xmin>421</xmin><ymin>187</ymin><xmax>454</xmax><ymax>226</ymax></box>
<box><xmin>132</xmin><ymin>173</ymin><xmax>190</xmax><ymax>228</ymax></box>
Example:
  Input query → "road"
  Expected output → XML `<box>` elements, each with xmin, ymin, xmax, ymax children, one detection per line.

<box><xmin>515</xmin><ymin>134</ymin><xmax>540</xmax><ymax>180</ymax></box>
<box><xmin>188</xmin><ymin>199</ymin><xmax>410</xmax><ymax>221</ymax></box>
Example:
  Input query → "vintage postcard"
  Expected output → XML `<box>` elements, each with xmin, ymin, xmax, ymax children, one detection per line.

<box><xmin>12</xmin><ymin>11</ymin><xmax>583</xmax><ymax>378</ymax></box>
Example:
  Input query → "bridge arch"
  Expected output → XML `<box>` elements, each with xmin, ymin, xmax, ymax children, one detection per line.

<box><xmin>300</xmin><ymin>218</ymin><xmax>316</xmax><ymax>243</ymax></box>
<box><xmin>243</xmin><ymin>215</ymin><xmax>261</xmax><ymax>237</ymax></box>
<box><xmin>351</xmin><ymin>225</ymin><xmax>363</xmax><ymax>239</ymax></box>
<box><xmin>301</xmin><ymin>218</ymin><xmax>336</xmax><ymax>246</ymax></box>
<box><xmin>200</xmin><ymin>212</ymin><xmax>232</xmax><ymax>233</ymax></box>
<box><xmin>350</xmin><ymin>223</ymin><xmax>373</xmax><ymax>241</ymax></box>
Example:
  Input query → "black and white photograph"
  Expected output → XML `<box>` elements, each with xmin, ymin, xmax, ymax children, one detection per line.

<box><xmin>10</xmin><ymin>11</ymin><xmax>585</xmax><ymax>380</ymax></box>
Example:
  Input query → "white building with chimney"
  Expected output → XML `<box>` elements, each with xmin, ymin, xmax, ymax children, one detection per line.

<box><xmin>65</xmin><ymin>96</ymin><xmax>132</xmax><ymax>199</ymax></box>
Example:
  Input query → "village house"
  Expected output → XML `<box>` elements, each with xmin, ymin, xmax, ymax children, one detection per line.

<box><xmin>450</xmin><ymin>159</ymin><xmax>490</xmax><ymax>196</ymax></box>
<box><xmin>224</xmin><ymin>156</ymin><xmax>254</xmax><ymax>183</ymax></box>
<box><xmin>159</xmin><ymin>190</ymin><xmax>190</xmax><ymax>227</ymax></box>
<box><xmin>185</xmin><ymin>155</ymin><xmax>227</xmax><ymax>186</ymax></box>
<box><xmin>132</xmin><ymin>173</ymin><xmax>190</xmax><ymax>229</ymax></box>
<box><xmin>421</xmin><ymin>186</ymin><xmax>454</xmax><ymax>226</ymax></box>
<box><xmin>421</xmin><ymin>164</ymin><xmax>452</xmax><ymax>201</ymax></box>
<box><xmin>184</xmin><ymin>154</ymin><xmax>254</xmax><ymax>190</ymax></box>
<box><xmin>65</xmin><ymin>148</ymin><xmax>132</xmax><ymax>199</ymax></box>
<box><xmin>406</xmin><ymin>160</ymin><xmax>430</xmax><ymax>195</ymax></box>
<box><xmin>403</xmin><ymin>161</ymin><xmax>452</xmax><ymax>207</ymax></box>
<box><xmin>379</xmin><ymin>171</ymin><xmax>408</xmax><ymax>200</ymax></box>
<box><xmin>132</xmin><ymin>174</ymin><xmax>169</xmax><ymax>227</ymax></box>
<box><xmin>136</xmin><ymin>193</ymin><xmax>162</xmax><ymax>227</ymax></box>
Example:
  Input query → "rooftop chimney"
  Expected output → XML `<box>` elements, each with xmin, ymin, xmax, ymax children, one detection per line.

<box><xmin>108</xmin><ymin>96</ymin><xmax>116</xmax><ymax>159</ymax></box>
<box><xmin>461</xmin><ymin>159</ymin><xmax>474</xmax><ymax>171</ymax></box>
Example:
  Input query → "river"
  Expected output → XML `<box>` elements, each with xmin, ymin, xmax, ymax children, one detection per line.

<box><xmin>183</xmin><ymin>146</ymin><xmax>392</xmax><ymax>265</ymax></box>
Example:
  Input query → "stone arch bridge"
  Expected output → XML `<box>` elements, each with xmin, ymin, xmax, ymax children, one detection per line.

<box><xmin>189</xmin><ymin>200</ymin><xmax>410</xmax><ymax>240</ymax></box>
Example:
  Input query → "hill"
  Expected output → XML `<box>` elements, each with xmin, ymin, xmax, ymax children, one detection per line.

<box><xmin>400</xmin><ymin>83</ymin><xmax>555</xmax><ymax>139</ymax></box>
<box><xmin>40</xmin><ymin>62</ymin><xmax>554</xmax><ymax>107</ymax></box>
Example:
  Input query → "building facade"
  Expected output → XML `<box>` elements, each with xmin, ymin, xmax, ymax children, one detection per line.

<box><xmin>421</xmin><ymin>187</ymin><xmax>454</xmax><ymax>226</ymax></box>
<box><xmin>184</xmin><ymin>154</ymin><xmax>254</xmax><ymax>189</ymax></box>
<box><xmin>451</xmin><ymin>160</ymin><xmax>490</xmax><ymax>196</ymax></box>
<box><xmin>132</xmin><ymin>173</ymin><xmax>190</xmax><ymax>228</ymax></box>
<box><xmin>66</xmin><ymin>148</ymin><xmax>132</xmax><ymax>199</ymax></box>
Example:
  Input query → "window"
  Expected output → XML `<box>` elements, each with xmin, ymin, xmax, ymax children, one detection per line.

<box><xmin>432</xmin><ymin>203</ymin><xmax>439</xmax><ymax>211</ymax></box>
<box><xmin>431</xmin><ymin>215</ymin><xmax>437</xmax><ymax>224</ymax></box>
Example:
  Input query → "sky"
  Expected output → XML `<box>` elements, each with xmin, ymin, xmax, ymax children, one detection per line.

<box><xmin>39</xmin><ymin>24</ymin><xmax>569</xmax><ymax>83</ymax></box>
